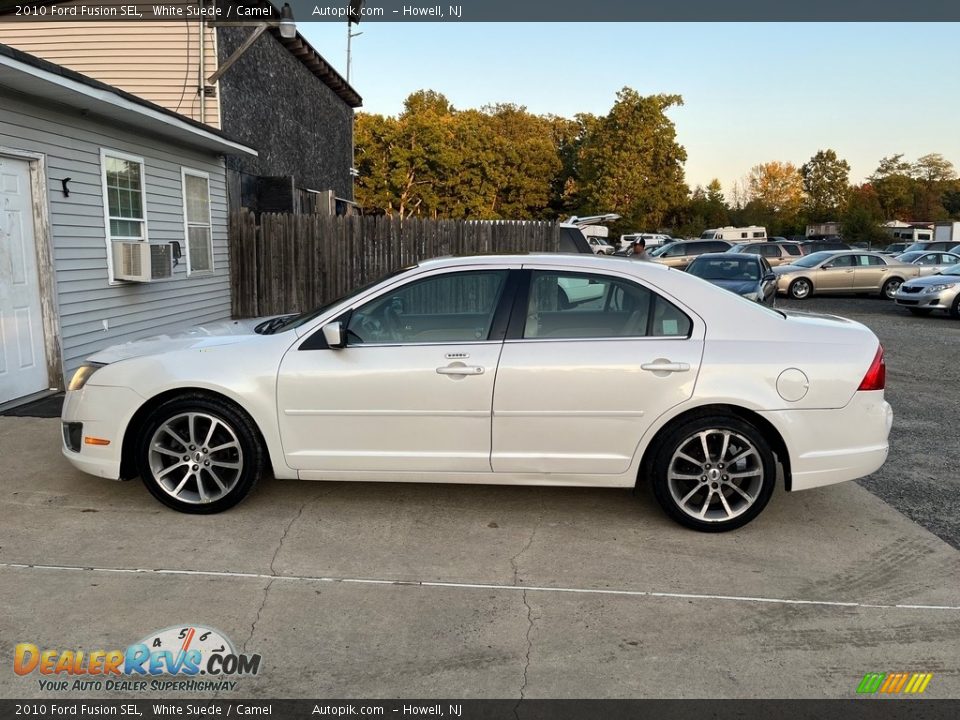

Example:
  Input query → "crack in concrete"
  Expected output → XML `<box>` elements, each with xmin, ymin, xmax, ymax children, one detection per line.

<box><xmin>510</xmin><ymin>495</ymin><xmax>543</xmax><ymax>587</ymax></box>
<box><xmin>515</xmin><ymin>589</ymin><xmax>535</xmax><ymax>717</ymax></box>
<box><xmin>242</xmin><ymin>496</ymin><xmax>314</xmax><ymax>654</ymax></box>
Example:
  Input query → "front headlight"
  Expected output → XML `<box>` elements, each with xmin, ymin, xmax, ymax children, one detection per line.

<box><xmin>68</xmin><ymin>363</ymin><xmax>105</xmax><ymax>391</ymax></box>
<box><xmin>924</xmin><ymin>284</ymin><xmax>953</xmax><ymax>294</ymax></box>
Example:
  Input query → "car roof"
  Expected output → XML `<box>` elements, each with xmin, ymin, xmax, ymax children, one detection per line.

<box><xmin>415</xmin><ymin>253</ymin><xmax>674</xmax><ymax>272</ymax></box>
<box><xmin>690</xmin><ymin>252</ymin><xmax>759</xmax><ymax>261</ymax></box>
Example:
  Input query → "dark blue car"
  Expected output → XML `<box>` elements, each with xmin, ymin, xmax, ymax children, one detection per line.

<box><xmin>685</xmin><ymin>253</ymin><xmax>777</xmax><ymax>306</ymax></box>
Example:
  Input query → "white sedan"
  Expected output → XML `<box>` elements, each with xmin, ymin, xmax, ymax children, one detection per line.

<box><xmin>62</xmin><ymin>255</ymin><xmax>892</xmax><ymax>532</ymax></box>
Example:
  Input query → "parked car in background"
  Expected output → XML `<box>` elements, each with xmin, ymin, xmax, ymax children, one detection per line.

<box><xmin>61</xmin><ymin>253</ymin><xmax>892</xmax><ymax>532</ymax></box>
<box><xmin>799</xmin><ymin>239</ymin><xmax>850</xmax><ymax>255</ymax></box>
<box><xmin>894</xmin><ymin>251</ymin><xmax>960</xmax><ymax>276</ymax></box>
<box><xmin>686</xmin><ymin>253</ymin><xmax>777</xmax><ymax>306</ymax></box>
<box><xmin>773</xmin><ymin>251</ymin><xmax>922</xmax><ymax>299</ymax></box>
<box><xmin>879</xmin><ymin>242</ymin><xmax>910</xmax><ymax>256</ymax></box>
<box><xmin>904</xmin><ymin>241</ymin><xmax>957</xmax><ymax>253</ymax></box>
<box><xmin>728</xmin><ymin>240</ymin><xmax>803</xmax><ymax>267</ymax></box>
<box><xmin>648</xmin><ymin>239</ymin><xmax>732</xmax><ymax>270</ymax></box>
<box><xmin>587</xmin><ymin>237</ymin><xmax>616</xmax><ymax>255</ymax></box>
<box><xmin>619</xmin><ymin>233</ymin><xmax>674</xmax><ymax>251</ymax></box>
<box><xmin>893</xmin><ymin>264</ymin><xmax>960</xmax><ymax>317</ymax></box>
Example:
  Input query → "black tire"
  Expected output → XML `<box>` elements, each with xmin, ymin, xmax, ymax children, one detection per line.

<box><xmin>881</xmin><ymin>277</ymin><xmax>902</xmax><ymax>299</ymax></box>
<box><xmin>788</xmin><ymin>278</ymin><xmax>812</xmax><ymax>300</ymax></box>
<box><xmin>950</xmin><ymin>294</ymin><xmax>960</xmax><ymax>319</ymax></box>
<box><xmin>135</xmin><ymin>394</ymin><xmax>264</xmax><ymax>514</ymax></box>
<box><xmin>648</xmin><ymin>415</ymin><xmax>777</xmax><ymax>532</ymax></box>
<box><xmin>907</xmin><ymin>308</ymin><xmax>932</xmax><ymax>316</ymax></box>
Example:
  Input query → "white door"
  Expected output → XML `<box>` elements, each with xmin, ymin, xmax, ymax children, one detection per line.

<box><xmin>0</xmin><ymin>157</ymin><xmax>48</xmax><ymax>405</ymax></box>
<box><xmin>492</xmin><ymin>268</ymin><xmax>704</xmax><ymax>476</ymax></box>
<box><xmin>277</xmin><ymin>268</ymin><xmax>511</xmax><ymax>473</ymax></box>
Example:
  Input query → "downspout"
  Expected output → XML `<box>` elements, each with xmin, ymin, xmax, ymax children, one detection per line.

<box><xmin>198</xmin><ymin>3</ymin><xmax>206</xmax><ymax>123</ymax></box>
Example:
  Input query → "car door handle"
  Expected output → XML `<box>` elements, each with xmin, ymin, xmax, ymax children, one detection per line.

<box><xmin>436</xmin><ymin>365</ymin><xmax>485</xmax><ymax>376</ymax></box>
<box><xmin>641</xmin><ymin>360</ymin><xmax>690</xmax><ymax>373</ymax></box>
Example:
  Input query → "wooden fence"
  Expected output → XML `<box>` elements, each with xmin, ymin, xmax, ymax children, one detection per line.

<box><xmin>229</xmin><ymin>211</ymin><xmax>562</xmax><ymax>318</ymax></box>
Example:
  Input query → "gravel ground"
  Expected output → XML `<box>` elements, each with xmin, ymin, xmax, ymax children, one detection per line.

<box><xmin>778</xmin><ymin>293</ymin><xmax>960</xmax><ymax>550</ymax></box>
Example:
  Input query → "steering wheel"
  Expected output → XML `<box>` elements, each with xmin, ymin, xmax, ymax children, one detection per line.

<box><xmin>381</xmin><ymin>304</ymin><xmax>404</xmax><ymax>342</ymax></box>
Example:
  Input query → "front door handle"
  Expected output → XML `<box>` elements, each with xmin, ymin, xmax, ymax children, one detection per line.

<box><xmin>436</xmin><ymin>364</ymin><xmax>485</xmax><ymax>376</ymax></box>
<box><xmin>641</xmin><ymin>360</ymin><xmax>690</xmax><ymax>373</ymax></box>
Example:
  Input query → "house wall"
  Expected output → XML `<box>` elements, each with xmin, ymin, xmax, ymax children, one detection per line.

<box><xmin>0</xmin><ymin>19</ymin><xmax>221</xmax><ymax>127</ymax></box>
<box><xmin>0</xmin><ymin>88</ymin><xmax>231</xmax><ymax>378</ymax></box>
<box><xmin>216</xmin><ymin>27</ymin><xmax>354</xmax><ymax>200</ymax></box>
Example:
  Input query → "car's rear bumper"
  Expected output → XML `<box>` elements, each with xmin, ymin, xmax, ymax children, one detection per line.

<box><xmin>758</xmin><ymin>391</ymin><xmax>893</xmax><ymax>492</ymax></box>
<box><xmin>61</xmin><ymin>384</ymin><xmax>144</xmax><ymax>480</ymax></box>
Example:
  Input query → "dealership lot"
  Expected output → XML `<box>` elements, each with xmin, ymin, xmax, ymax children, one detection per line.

<box><xmin>1</xmin><ymin>295</ymin><xmax>959</xmax><ymax>699</ymax></box>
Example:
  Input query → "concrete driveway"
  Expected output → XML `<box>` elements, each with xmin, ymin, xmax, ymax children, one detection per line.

<box><xmin>2</xmin><ymin>411</ymin><xmax>959</xmax><ymax>700</ymax></box>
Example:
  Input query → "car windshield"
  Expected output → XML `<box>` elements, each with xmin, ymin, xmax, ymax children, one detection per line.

<box><xmin>896</xmin><ymin>251</ymin><xmax>925</xmax><ymax>262</ymax></box>
<box><xmin>939</xmin><ymin>265</ymin><xmax>960</xmax><ymax>277</ymax></box>
<box><xmin>258</xmin><ymin>266</ymin><xmax>414</xmax><ymax>334</ymax></box>
<box><xmin>688</xmin><ymin>257</ymin><xmax>759</xmax><ymax>281</ymax></box>
<box><xmin>791</xmin><ymin>251</ymin><xmax>835</xmax><ymax>268</ymax></box>
<box><xmin>649</xmin><ymin>244</ymin><xmax>673</xmax><ymax>257</ymax></box>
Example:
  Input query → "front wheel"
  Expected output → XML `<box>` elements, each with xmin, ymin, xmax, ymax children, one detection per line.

<box><xmin>136</xmin><ymin>395</ymin><xmax>264</xmax><ymax>514</ymax></box>
<box><xmin>881</xmin><ymin>278</ymin><xmax>903</xmax><ymax>299</ymax></box>
<box><xmin>649</xmin><ymin>416</ymin><xmax>777</xmax><ymax>532</ymax></box>
<box><xmin>788</xmin><ymin>278</ymin><xmax>812</xmax><ymax>299</ymax></box>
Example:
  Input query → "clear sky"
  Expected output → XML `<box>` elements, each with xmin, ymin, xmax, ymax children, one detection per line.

<box><xmin>300</xmin><ymin>22</ymin><xmax>960</xmax><ymax>195</ymax></box>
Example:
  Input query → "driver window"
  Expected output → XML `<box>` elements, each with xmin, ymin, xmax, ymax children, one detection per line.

<box><xmin>346</xmin><ymin>270</ymin><xmax>508</xmax><ymax>345</ymax></box>
<box><xmin>825</xmin><ymin>255</ymin><xmax>855</xmax><ymax>268</ymax></box>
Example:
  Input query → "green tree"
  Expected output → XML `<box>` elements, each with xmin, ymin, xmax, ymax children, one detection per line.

<box><xmin>869</xmin><ymin>154</ymin><xmax>915</xmax><ymax>220</ymax></box>
<box><xmin>576</xmin><ymin>88</ymin><xmax>688</xmax><ymax>232</ymax></box>
<box><xmin>842</xmin><ymin>184</ymin><xmax>888</xmax><ymax>247</ymax></box>
<box><xmin>801</xmin><ymin>149</ymin><xmax>850</xmax><ymax>221</ymax></box>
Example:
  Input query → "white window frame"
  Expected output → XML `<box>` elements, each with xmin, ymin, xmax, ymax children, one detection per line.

<box><xmin>181</xmin><ymin>168</ymin><xmax>214</xmax><ymax>276</ymax></box>
<box><xmin>100</xmin><ymin>148</ymin><xmax>149</xmax><ymax>284</ymax></box>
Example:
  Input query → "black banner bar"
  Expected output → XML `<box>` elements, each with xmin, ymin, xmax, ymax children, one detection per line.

<box><xmin>2</xmin><ymin>700</ymin><xmax>960</xmax><ymax>720</ymax></box>
<box><xmin>1</xmin><ymin>0</ymin><xmax>960</xmax><ymax>22</ymax></box>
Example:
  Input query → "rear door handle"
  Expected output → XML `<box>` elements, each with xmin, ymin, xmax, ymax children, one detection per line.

<box><xmin>437</xmin><ymin>365</ymin><xmax>485</xmax><ymax>376</ymax></box>
<box><xmin>641</xmin><ymin>361</ymin><xmax>690</xmax><ymax>373</ymax></box>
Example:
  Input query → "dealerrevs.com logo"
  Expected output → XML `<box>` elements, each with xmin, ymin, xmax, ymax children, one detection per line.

<box><xmin>14</xmin><ymin>625</ymin><xmax>261</xmax><ymax>693</ymax></box>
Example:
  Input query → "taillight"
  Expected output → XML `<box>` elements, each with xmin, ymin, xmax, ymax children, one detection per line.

<box><xmin>858</xmin><ymin>345</ymin><xmax>885</xmax><ymax>391</ymax></box>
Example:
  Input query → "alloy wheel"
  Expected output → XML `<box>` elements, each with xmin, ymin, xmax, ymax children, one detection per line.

<box><xmin>147</xmin><ymin>412</ymin><xmax>244</xmax><ymax>504</ymax></box>
<box><xmin>790</xmin><ymin>279</ymin><xmax>811</xmax><ymax>299</ymax></box>
<box><xmin>666</xmin><ymin>429</ymin><xmax>765</xmax><ymax>523</ymax></box>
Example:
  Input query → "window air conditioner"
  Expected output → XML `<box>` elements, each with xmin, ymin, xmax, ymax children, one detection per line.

<box><xmin>112</xmin><ymin>242</ymin><xmax>173</xmax><ymax>282</ymax></box>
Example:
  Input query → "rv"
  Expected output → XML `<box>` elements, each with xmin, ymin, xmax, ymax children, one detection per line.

<box><xmin>700</xmin><ymin>226</ymin><xmax>767</xmax><ymax>243</ymax></box>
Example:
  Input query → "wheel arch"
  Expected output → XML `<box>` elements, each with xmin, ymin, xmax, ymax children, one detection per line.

<box><xmin>119</xmin><ymin>387</ymin><xmax>274</xmax><ymax>481</ymax></box>
<box><xmin>637</xmin><ymin>403</ymin><xmax>793</xmax><ymax>491</ymax></box>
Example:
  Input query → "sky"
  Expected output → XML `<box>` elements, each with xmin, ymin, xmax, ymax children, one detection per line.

<box><xmin>299</xmin><ymin>22</ymin><xmax>960</xmax><ymax>195</ymax></box>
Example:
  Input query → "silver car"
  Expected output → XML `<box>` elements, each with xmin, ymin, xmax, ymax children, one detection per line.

<box><xmin>893</xmin><ymin>264</ymin><xmax>960</xmax><ymax>317</ymax></box>
<box><xmin>894</xmin><ymin>251</ymin><xmax>960</xmax><ymax>276</ymax></box>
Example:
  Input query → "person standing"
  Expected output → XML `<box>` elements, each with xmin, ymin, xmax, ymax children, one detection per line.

<box><xmin>628</xmin><ymin>238</ymin><xmax>651</xmax><ymax>261</ymax></box>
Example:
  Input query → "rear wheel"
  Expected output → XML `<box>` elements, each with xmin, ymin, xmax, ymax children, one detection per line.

<box><xmin>951</xmin><ymin>294</ymin><xmax>960</xmax><ymax>319</ymax></box>
<box><xmin>136</xmin><ymin>395</ymin><xmax>264</xmax><ymax>514</ymax></box>
<box><xmin>881</xmin><ymin>278</ymin><xmax>902</xmax><ymax>299</ymax></box>
<box><xmin>649</xmin><ymin>416</ymin><xmax>777</xmax><ymax>532</ymax></box>
<box><xmin>788</xmin><ymin>278</ymin><xmax>812</xmax><ymax>300</ymax></box>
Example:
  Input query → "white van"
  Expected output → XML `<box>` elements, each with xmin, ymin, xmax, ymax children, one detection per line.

<box><xmin>700</xmin><ymin>226</ymin><xmax>767</xmax><ymax>243</ymax></box>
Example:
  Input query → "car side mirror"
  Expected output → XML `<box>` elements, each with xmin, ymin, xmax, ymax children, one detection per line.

<box><xmin>322</xmin><ymin>321</ymin><xmax>345</xmax><ymax>349</ymax></box>
<box><xmin>763</xmin><ymin>273</ymin><xmax>776</xmax><ymax>283</ymax></box>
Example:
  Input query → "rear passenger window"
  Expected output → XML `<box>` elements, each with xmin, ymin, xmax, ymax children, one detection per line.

<box><xmin>524</xmin><ymin>271</ymin><xmax>692</xmax><ymax>340</ymax></box>
<box><xmin>759</xmin><ymin>245</ymin><xmax>780</xmax><ymax>257</ymax></box>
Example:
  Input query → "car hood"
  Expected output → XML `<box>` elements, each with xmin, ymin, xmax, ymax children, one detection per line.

<box><xmin>86</xmin><ymin>317</ymin><xmax>276</xmax><ymax>364</ymax></box>
<box><xmin>901</xmin><ymin>274</ymin><xmax>960</xmax><ymax>288</ymax></box>
<box><xmin>772</xmin><ymin>264</ymin><xmax>806</xmax><ymax>276</ymax></box>
<box><xmin>703</xmin><ymin>278</ymin><xmax>758</xmax><ymax>295</ymax></box>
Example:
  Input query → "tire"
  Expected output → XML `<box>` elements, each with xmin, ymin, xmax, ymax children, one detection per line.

<box><xmin>649</xmin><ymin>415</ymin><xmax>777</xmax><ymax>532</ymax></box>
<box><xmin>950</xmin><ymin>294</ymin><xmax>960</xmax><ymax>319</ymax></box>
<box><xmin>135</xmin><ymin>394</ymin><xmax>264</xmax><ymax>514</ymax></box>
<box><xmin>788</xmin><ymin>278</ymin><xmax>812</xmax><ymax>300</ymax></box>
<box><xmin>907</xmin><ymin>308</ymin><xmax>932</xmax><ymax>316</ymax></box>
<box><xmin>881</xmin><ymin>278</ymin><xmax>903</xmax><ymax>299</ymax></box>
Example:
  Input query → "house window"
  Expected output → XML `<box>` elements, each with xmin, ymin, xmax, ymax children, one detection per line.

<box><xmin>182</xmin><ymin>169</ymin><xmax>213</xmax><ymax>275</ymax></box>
<box><xmin>101</xmin><ymin>149</ymin><xmax>148</xmax><ymax>282</ymax></box>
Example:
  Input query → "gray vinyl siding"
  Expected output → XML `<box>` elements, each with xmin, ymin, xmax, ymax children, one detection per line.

<box><xmin>0</xmin><ymin>89</ymin><xmax>232</xmax><ymax>377</ymax></box>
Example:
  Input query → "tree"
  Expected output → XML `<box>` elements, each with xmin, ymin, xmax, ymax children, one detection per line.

<box><xmin>746</xmin><ymin>161</ymin><xmax>804</xmax><ymax>216</ymax></box>
<box><xmin>842</xmin><ymin>184</ymin><xmax>888</xmax><ymax>247</ymax></box>
<box><xmin>576</xmin><ymin>88</ymin><xmax>688</xmax><ymax>232</ymax></box>
<box><xmin>869</xmin><ymin>154</ymin><xmax>914</xmax><ymax>220</ymax></box>
<box><xmin>801</xmin><ymin>149</ymin><xmax>850</xmax><ymax>220</ymax></box>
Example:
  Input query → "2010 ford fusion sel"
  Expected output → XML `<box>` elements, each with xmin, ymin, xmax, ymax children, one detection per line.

<box><xmin>62</xmin><ymin>254</ymin><xmax>893</xmax><ymax>531</ymax></box>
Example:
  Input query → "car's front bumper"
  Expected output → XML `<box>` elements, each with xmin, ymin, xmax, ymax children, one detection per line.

<box><xmin>893</xmin><ymin>285</ymin><xmax>960</xmax><ymax>311</ymax></box>
<box><xmin>759</xmin><ymin>391</ymin><xmax>893</xmax><ymax>492</ymax></box>
<box><xmin>61</xmin><ymin>384</ymin><xmax>145</xmax><ymax>480</ymax></box>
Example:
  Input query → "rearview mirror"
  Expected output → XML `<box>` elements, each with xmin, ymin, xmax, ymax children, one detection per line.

<box><xmin>322</xmin><ymin>322</ymin><xmax>345</xmax><ymax>349</ymax></box>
